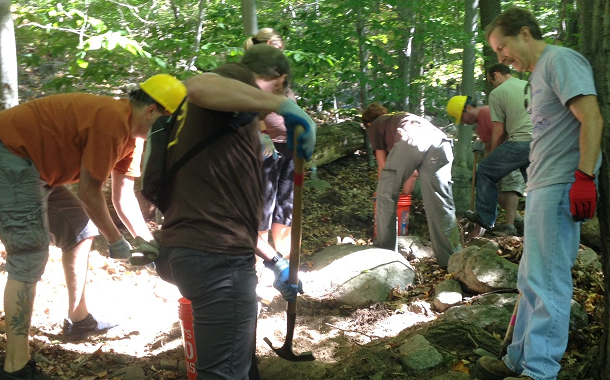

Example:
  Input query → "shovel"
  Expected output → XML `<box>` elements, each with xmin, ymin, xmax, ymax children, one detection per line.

<box><xmin>263</xmin><ymin>125</ymin><xmax>315</xmax><ymax>362</ymax></box>
<box><xmin>471</xmin><ymin>141</ymin><xmax>486</xmax><ymax>210</ymax></box>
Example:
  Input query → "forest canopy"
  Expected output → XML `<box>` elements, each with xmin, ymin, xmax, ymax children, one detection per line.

<box><xmin>11</xmin><ymin>0</ymin><xmax>569</xmax><ymax>120</ymax></box>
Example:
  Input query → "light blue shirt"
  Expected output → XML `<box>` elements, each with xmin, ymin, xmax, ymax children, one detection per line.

<box><xmin>526</xmin><ymin>45</ymin><xmax>600</xmax><ymax>190</ymax></box>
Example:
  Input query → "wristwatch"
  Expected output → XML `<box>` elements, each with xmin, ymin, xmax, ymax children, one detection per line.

<box><xmin>264</xmin><ymin>252</ymin><xmax>283</xmax><ymax>269</ymax></box>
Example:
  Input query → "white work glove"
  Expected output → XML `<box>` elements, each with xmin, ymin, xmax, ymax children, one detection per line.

<box><xmin>129</xmin><ymin>236</ymin><xmax>160</xmax><ymax>266</ymax></box>
<box><xmin>276</xmin><ymin>99</ymin><xmax>316</xmax><ymax>160</ymax></box>
<box><xmin>260</xmin><ymin>133</ymin><xmax>278</xmax><ymax>159</ymax></box>
<box><xmin>108</xmin><ymin>236</ymin><xmax>132</xmax><ymax>260</ymax></box>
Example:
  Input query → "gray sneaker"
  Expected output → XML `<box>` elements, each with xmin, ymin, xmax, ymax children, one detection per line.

<box><xmin>0</xmin><ymin>359</ymin><xmax>56</xmax><ymax>380</ymax></box>
<box><xmin>62</xmin><ymin>313</ymin><xmax>118</xmax><ymax>342</ymax></box>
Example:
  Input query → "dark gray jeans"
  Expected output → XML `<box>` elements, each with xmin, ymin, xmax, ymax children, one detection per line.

<box><xmin>159</xmin><ymin>247</ymin><xmax>258</xmax><ymax>380</ymax></box>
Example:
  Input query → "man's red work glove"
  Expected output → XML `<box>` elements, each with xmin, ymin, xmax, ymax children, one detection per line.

<box><xmin>569</xmin><ymin>169</ymin><xmax>597</xmax><ymax>222</ymax></box>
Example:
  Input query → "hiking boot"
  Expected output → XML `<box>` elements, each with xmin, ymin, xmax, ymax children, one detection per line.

<box><xmin>0</xmin><ymin>359</ymin><xmax>57</xmax><ymax>380</ymax></box>
<box><xmin>514</xmin><ymin>214</ymin><xmax>524</xmax><ymax>228</ymax></box>
<box><xmin>514</xmin><ymin>215</ymin><xmax>524</xmax><ymax>234</ymax></box>
<box><xmin>62</xmin><ymin>313</ymin><xmax>118</xmax><ymax>342</ymax></box>
<box><xmin>477</xmin><ymin>356</ymin><xmax>519</xmax><ymax>380</ymax></box>
<box><xmin>464</xmin><ymin>210</ymin><xmax>478</xmax><ymax>223</ymax></box>
<box><xmin>492</xmin><ymin>223</ymin><xmax>518</xmax><ymax>237</ymax></box>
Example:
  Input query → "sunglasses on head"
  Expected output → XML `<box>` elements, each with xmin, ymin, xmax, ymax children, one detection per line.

<box><xmin>524</xmin><ymin>81</ymin><xmax>532</xmax><ymax>114</ymax></box>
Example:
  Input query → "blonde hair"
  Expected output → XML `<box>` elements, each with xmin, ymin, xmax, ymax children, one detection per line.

<box><xmin>243</xmin><ymin>28</ymin><xmax>284</xmax><ymax>51</ymax></box>
<box><xmin>362</xmin><ymin>103</ymin><xmax>388</xmax><ymax>125</ymax></box>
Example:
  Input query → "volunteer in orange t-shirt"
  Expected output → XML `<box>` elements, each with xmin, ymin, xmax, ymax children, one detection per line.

<box><xmin>0</xmin><ymin>74</ymin><xmax>186</xmax><ymax>380</ymax></box>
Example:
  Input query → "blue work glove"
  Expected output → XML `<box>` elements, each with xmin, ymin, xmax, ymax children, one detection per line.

<box><xmin>267</xmin><ymin>256</ymin><xmax>304</xmax><ymax>302</ymax></box>
<box><xmin>276</xmin><ymin>99</ymin><xmax>316</xmax><ymax>160</ymax></box>
<box><xmin>260</xmin><ymin>132</ymin><xmax>278</xmax><ymax>159</ymax></box>
<box><xmin>108</xmin><ymin>236</ymin><xmax>132</xmax><ymax>260</ymax></box>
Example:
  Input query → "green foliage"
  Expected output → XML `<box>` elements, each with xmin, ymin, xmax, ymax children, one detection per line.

<box><xmin>12</xmin><ymin>0</ymin><xmax>563</xmax><ymax>113</ymax></box>
<box><xmin>14</xmin><ymin>1</ymin><xmax>164</xmax><ymax>91</ymax></box>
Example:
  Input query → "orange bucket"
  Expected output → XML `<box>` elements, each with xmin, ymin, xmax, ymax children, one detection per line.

<box><xmin>178</xmin><ymin>297</ymin><xmax>197</xmax><ymax>380</ymax></box>
<box><xmin>397</xmin><ymin>195</ymin><xmax>411</xmax><ymax>236</ymax></box>
<box><xmin>374</xmin><ymin>194</ymin><xmax>412</xmax><ymax>238</ymax></box>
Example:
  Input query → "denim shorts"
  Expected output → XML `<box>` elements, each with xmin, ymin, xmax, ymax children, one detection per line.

<box><xmin>0</xmin><ymin>142</ymin><xmax>98</xmax><ymax>282</ymax></box>
<box><xmin>259</xmin><ymin>142</ymin><xmax>294</xmax><ymax>230</ymax></box>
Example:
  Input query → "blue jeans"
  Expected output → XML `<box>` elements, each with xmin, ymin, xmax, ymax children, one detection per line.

<box><xmin>163</xmin><ymin>247</ymin><xmax>258</xmax><ymax>380</ymax></box>
<box><xmin>475</xmin><ymin>140</ymin><xmax>530</xmax><ymax>228</ymax></box>
<box><xmin>503</xmin><ymin>184</ymin><xmax>579</xmax><ymax>380</ymax></box>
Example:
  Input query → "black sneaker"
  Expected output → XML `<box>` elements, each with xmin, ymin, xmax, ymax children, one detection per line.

<box><xmin>464</xmin><ymin>210</ymin><xmax>477</xmax><ymax>223</ymax></box>
<box><xmin>491</xmin><ymin>223</ymin><xmax>518</xmax><ymax>237</ymax></box>
<box><xmin>0</xmin><ymin>359</ymin><xmax>56</xmax><ymax>380</ymax></box>
<box><xmin>62</xmin><ymin>313</ymin><xmax>118</xmax><ymax>342</ymax></box>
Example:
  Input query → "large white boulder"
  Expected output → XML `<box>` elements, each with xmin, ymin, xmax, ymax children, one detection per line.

<box><xmin>306</xmin><ymin>245</ymin><xmax>415</xmax><ymax>307</ymax></box>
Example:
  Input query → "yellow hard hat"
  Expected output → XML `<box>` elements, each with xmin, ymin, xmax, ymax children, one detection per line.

<box><xmin>139</xmin><ymin>74</ymin><xmax>187</xmax><ymax>114</ymax></box>
<box><xmin>446</xmin><ymin>96</ymin><xmax>467</xmax><ymax>124</ymax></box>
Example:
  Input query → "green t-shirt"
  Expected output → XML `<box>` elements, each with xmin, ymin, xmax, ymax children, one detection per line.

<box><xmin>489</xmin><ymin>77</ymin><xmax>533</xmax><ymax>142</ymax></box>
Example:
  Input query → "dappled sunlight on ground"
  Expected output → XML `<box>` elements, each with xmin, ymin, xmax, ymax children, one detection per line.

<box><xmin>1</xmin><ymin>245</ymin><xmax>185</xmax><ymax>359</ymax></box>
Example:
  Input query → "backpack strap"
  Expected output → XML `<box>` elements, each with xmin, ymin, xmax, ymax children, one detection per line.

<box><xmin>160</xmin><ymin>107</ymin><xmax>259</xmax><ymax>186</ymax></box>
<box><xmin>161</xmin><ymin>127</ymin><xmax>232</xmax><ymax>186</ymax></box>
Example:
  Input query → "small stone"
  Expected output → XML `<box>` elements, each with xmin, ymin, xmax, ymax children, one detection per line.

<box><xmin>433</xmin><ymin>279</ymin><xmax>463</xmax><ymax>312</ymax></box>
<box><xmin>398</xmin><ymin>334</ymin><xmax>443</xmax><ymax>371</ymax></box>
<box><xmin>111</xmin><ymin>366</ymin><xmax>145</xmax><ymax>380</ymax></box>
<box><xmin>158</xmin><ymin>358</ymin><xmax>178</xmax><ymax>370</ymax></box>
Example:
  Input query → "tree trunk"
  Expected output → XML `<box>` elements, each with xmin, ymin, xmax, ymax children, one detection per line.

<box><xmin>0</xmin><ymin>0</ymin><xmax>18</xmax><ymax>110</ymax></box>
<box><xmin>408</xmin><ymin>15</ymin><xmax>424</xmax><ymax>115</ymax></box>
<box><xmin>398</xmin><ymin>1</ymin><xmax>423</xmax><ymax>115</ymax></box>
<box><xmin>454</xmin><ymin>0</ymin><xmax>478</xmax><ymax>170</ymax></box>
<box><xmin>189</xmin><ymin>0</ymin><xmax>208</xmax><ymax>69</ymax></box>
<box><xmin>168</xmin><ymin>0</ymin><xmax>180</xmax><ymax>20</ymax></box>
<box><xmin>581</xmin><ymin>0</ymin><xmax>610</xmax><ymax>378</ymax></box>
<box><xmin>398</xmin><ymin>2</ymin><xmax>414</xmax><ymax>112</ymax></box>
<box><xmin>241</xmin><ymin>0</ymin><xmax>258</xmax><ymax>37</ymax></box>
<box><xmin>306</xmin><ymin>122</ymin><xmax>366</xmax><ymax>170</ymax></box>
<box><xmin>557</xmin><ymin>0</ymin><xmax>579</xmax><ymax>49</ymax></box>
<box><xmin>478</xmin><ymin>0</ymin><xmax>501</xmax><ymax>99</ymax></box>
<box><xmin>356</xmin><ymin>6</ymin><xmax>375</xmax><ymax>168</ymax></box>
<box><xmin>461</xmin><ymin>0</ymin><xmax>477</xmax><ymax>99</ymax></box>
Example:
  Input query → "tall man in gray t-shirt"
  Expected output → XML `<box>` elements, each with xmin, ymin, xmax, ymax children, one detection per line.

<box><xmin>477</xmin><ymin>7</ymin><xmax>603</xmax><ymax>380</ymax></box>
